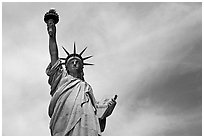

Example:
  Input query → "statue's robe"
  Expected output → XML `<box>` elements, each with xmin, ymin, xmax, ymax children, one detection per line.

<box><xmin>46</xmin><ymin>59</ymin><xmax>101</xmax><ymax>136</ymax></box>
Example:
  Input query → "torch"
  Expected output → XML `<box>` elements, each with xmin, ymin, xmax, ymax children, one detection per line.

<box><xmin>44</xmin><ymin>9</ymin><xmax>59</xmax><ymax>36</ymax></box>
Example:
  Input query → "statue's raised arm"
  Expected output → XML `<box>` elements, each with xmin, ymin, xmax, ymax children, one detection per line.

<box><xmin>44</xmin><ymin>9</ymin><xmax>59</xmax><ymax>66</ymax></box>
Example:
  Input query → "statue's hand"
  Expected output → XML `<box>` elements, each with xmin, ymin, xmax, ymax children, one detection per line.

<box><xmin>107</xmin><ymin>95</ymin><xmax>117</xmax><ymax>108</ymax></box>
<box><xmin>107</xmin><ymin>98</ymin><xmax>117</xmax><ymax>108</ymax></box>
<box><xmin>47</xmin><ymin>19</ymin><xmax>56</xmax><ymax>37</ymax></box>
<box><xmin>103</xmin><ymin>97</ymin><xmax>117</xmax><ymax>118</ymax></box>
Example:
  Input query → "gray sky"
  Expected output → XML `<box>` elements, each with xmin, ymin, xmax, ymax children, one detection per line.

<box><xmin>2</xmin><ymin>2</ymin><xmax>202</xmax><ymax>136</ymax></box>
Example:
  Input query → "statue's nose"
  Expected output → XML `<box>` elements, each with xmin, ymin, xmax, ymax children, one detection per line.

<box><xmin>73</xmin><ymin>60</ymin><xmax>78</xmax><ymax>66</ymax></box>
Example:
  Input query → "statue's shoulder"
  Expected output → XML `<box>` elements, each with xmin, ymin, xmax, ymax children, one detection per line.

<box><xmin>77</xmin><ymin>80</ymin><xmax>92</xmax><ymax>90</ymax></box>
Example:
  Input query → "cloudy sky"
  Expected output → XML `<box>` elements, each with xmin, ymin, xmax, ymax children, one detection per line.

<box><xmin>2</xmin><ymin>2</ymin><xmax>202</xmax><ymax>136</ymax></box>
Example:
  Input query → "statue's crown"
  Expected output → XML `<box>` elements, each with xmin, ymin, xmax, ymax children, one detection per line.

<box><xmin>60</xmin><ymin>42</ymin><xmax>94</xmax><ymax>66</ymax></box>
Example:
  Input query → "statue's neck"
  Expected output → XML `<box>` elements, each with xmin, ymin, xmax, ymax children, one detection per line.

<box><xmin>69</xmin><ymin>71</ymin><xmax>84</xmax><ymax>81</ymax></box>
<box><xmin>69</xmin><ymin>72</ymin><xmax>79</xmax><ymax>78</ymax></box>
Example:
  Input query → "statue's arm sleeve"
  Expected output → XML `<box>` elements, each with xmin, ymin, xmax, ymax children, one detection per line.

<box><xmin>46</xmin><ymin>59</ymin><xmax>63</xmax><ymax>96</ymax></box>
<box><xmin>96</xmin><ymin>100</ymin><xmax>107</xmax><ymax>132</ymax></box>
<box><xmin>86</xmin><ymin>87</ymin><xmax>107</xmax><ymax>132</ymax></box>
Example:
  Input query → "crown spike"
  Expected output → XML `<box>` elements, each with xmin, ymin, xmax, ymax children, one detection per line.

<box><xmin>62</xmin><ymin>46</ymin><xmax>70</xmax><ymax>56</ymax></box>
<box><xmin>73</xmin><ymin>42</ymin><xmax>76</xmax><ymax>55</ymax></box>
<box><xmin>83</xmin><ymin>55</ymin><xmax>93</xmax><ymax>61</ymax></box>
<box><xmin>79</xmin><ymin>47</ymin><xmax>87</xmax><ymax>56</ymax></box>
<box><xmin>84</xmin><ymin>63</ymin><xmax>94</xmax><ymax>66</ymax></box>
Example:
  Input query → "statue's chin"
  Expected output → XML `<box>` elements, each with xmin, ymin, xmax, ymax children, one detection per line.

<box><xmin>69</xmin><ymin>68</ymin><xmax>79</xmax><ymax>73</ymax></box>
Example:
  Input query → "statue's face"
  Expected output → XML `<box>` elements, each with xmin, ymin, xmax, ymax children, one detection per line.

<box><xmin>66</xmin><ymin>57</ymin><xmax>83</xmax><ymax>73</ymax></box>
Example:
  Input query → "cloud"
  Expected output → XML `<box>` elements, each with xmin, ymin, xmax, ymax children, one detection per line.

<box><xmin>2</xmin><ymin>2</ymin><xmax>202</xmax><ymax>136</ymax></box>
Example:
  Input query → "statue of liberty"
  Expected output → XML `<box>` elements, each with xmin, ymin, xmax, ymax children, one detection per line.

<box><xmin>44</xmin><ymin>9</ymin><xmax>117</xmax><ymax>136</ymax></box>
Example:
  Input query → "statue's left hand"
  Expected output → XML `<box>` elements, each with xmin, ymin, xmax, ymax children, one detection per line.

<box><xmin>107</xmin><ymin>95</ymin><xmax>117</xmax><ymax>107</ymax></box>
<box><xmin>103</xmin><ymin>96</ymin><xmax>117</xmax><ymax>118</ymax></box>
<box><xmin>107</xmin><ymin>98</ymin><xmax>117</xmax><ymax>107</ymax></box>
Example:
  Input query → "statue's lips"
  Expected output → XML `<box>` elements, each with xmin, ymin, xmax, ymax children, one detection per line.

<box><xmin>71</xmin><ymin>66</ymin><xmax>79</xmax><ymax>70</ymax></box>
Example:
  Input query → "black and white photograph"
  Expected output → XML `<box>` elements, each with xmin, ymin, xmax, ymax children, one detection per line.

<box><xmin>2</xmin><ymin>2</ymin><xmax>202</xmax><ymax>136</ymax></box>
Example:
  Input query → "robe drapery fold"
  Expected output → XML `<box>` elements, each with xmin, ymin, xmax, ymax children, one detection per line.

<box><xmin>46</xmin><ymin>59</ymin><xmax>101</xmax><ymax>136</ymax></box>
